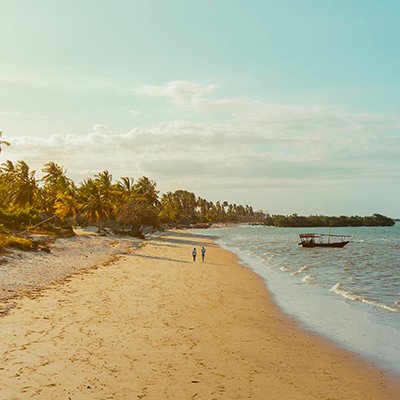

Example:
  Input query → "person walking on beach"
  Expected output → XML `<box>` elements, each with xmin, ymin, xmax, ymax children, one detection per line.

<box><xmin>201</xmin><ymin>246</ymin><xmax>206</xmax><ymax>263</ymax></box>
<box><xmin>192</xmin><ymin>248</ymin><xmax>197</xmax><ymax>262</ymax></box>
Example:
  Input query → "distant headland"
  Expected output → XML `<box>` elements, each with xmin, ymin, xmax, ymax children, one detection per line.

<box><xmin>254</xmin><ymin>213</ymin><xmax>395</xmax><ymax>227</ymax></box>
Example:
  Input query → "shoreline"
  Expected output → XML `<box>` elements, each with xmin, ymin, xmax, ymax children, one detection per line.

<box><xmin>194</xmin><ymin>225</ymin><xmax>400</xmax><ymax>376</ymax></box>
<box><xmin>0</xmin><ymin>230</ymin><xmax>399</xmax><ymax>399</ymax></box>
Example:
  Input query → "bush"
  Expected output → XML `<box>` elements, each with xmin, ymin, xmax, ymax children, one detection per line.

<box><xmin>0</xmin><ymin>224</ymin><xmax>10</xmax><ymax>234</ymax></box>
<box><xmin>0</xmin><ymin>207</ymin><xmax>42</xmax><ymax>230</ymax></box>
<box><xmin>0</xmin><ymin>234</ymin><xmax>36</xmax><ymax>251</ymax></box>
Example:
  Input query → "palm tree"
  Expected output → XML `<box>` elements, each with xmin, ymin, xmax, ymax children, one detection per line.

<box><xmin>133</xmin><ymin>177</ymin><xmax>159</xmax><ymax>207</ymax></box>
<box><xmin>42</xmin><ymin>161</ymin><xmax>70</xmax><ymax>186</ymax></box>
<box><xmin>95</xmin><ymin>170</ymin><xmax>113</xmax><ymax>193</ymax></box>
<box><xmin>1</xmin><ymin>160</ymin><xmax>15</xmax><ymax>174</ymax></box>
<box><xmin>117</xmin><ymin>177</ymin><xmax>134</xmax><ymax>193</ymax></box>
<box><xmin>115</xmin><ymin>177</ymin><xmax>135</xmax><ymax>201</ymax></box>
<box><xmin>54</xmin><ymin>188</ymin><xmax>79</xmax><ymax>221</ymax></box>
<box><xmin>7</xmin><ymin>161</ymin><xmax>37</xmax><ymax>208</ymax></box>
<box><xmin>110</xmin><ymin>176</ymin><xmax>132</xmax><ymax>211</ymax></box>
<box><xmin>77</xmin><ymin>178</ymin><xmax>112</xmax><ymax>228</ymax></box>
<box><xmin>41</xmin><ymin>162</ymin><xmax>73</xmax><ymax>214</ymax></box>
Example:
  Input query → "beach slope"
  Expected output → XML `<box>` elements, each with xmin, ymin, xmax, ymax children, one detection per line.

<box><xmin>0</xmin><ymin>231</ymin><xmax>398</xmax><ymax>399</ymax></box>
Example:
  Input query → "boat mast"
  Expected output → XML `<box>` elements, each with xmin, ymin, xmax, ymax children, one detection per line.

<box><xmin>328</xmin><ymin>224</ymin><xmax>332</xmax><ymax>244</ymax></box>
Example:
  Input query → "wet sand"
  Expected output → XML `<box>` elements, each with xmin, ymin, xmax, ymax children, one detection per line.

<box><xmin>0</xmin><ymin>231</ymin><xmax>398</xmax><ymax>399</ymax></box>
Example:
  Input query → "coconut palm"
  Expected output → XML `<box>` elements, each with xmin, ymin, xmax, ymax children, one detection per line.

<box><xmin>41</xmin><ymin>161</ymin><xmax>74</xmax><ymax>213</ymax></box>
<box><xmin>133</xmin><ymin>177</ymin><xmax>159</xmax><ymax>207</ymax></box>
<box><xmin>54</xmin><ymin>188</ymin><xmax>79</xmax><ymax>221</ymax></box>
<box><xmin>7</xmin><ymin>160</ymin><xmax>37</xmax><ymax>208</ymax></box>
<box><xmin>1</xmin><ymin>160</ymin><xmax>15</xmax><ymax>175</ymax></box>
<box><xmin>42</xmin><ymin>161</ymin><xmax>71</xmax><ymax>187</ymax></box>
<box><xmin>77</xmin><ymin>178</ymin><xmax>113</xmax><ymax>227</ymax></box>
<box><xmin>115</xmin><ymin>177</ymin><xmax>134</xmax><ymax>200</ymax></box>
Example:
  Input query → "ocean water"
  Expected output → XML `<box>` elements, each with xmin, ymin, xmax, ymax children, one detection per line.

<box><xmin>194</xmin><ymin>224</ymin><xmax>400</xmax><ymax>374</ymax></box>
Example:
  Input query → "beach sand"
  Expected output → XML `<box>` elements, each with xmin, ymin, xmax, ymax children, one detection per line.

<box><xmin>0</xmin><ymin>227</ymin><xmax>141</xmax><ymax>314</ymax></box>
<box><xmin>0</xmin><ymin>231</ymin><xmax>398</xmax><ymax>399</ymax></box>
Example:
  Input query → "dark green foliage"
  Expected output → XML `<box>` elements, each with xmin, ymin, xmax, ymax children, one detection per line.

<box><xmin>258</xmin><ymin>213</ymin><xmax>395</xmax><ymax>227</ymax></box>
<box><xmin>0</xmin><ymin>207</ymin><xmax>42</xmax><ymax>230</ymax></box>
<box><xmin>0</xmin><ymin>158</ymin><xmax>395</xmax><ymax>240</ymax></box>
<box><xmin>117</xmin><ymin>196</ymin><xmax>159</xmax><ymax>238</ymax></box>
<box><xmin>0</xmin><ymin>224</ymin><xmax>10</xmax><ymax>234</ymax></box>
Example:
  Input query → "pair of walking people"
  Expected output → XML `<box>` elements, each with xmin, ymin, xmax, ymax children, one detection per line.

<box><xmin>192</xmin><ymin>246</ymin><xmax>206</xmax><ymax>262</ymax></box>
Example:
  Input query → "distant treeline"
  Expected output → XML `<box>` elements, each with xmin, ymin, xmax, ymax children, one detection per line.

<box><xmin>0</xmin><ymin>160</ymin><xmax>396</xmax><ymax>242</ymax></box>
<box><xmin>256</xmin><ymin>213</ymin><xmax>395</xmax><ymax>227</ymax></box>
<box><xmin>0</xmin><ymin>160</ymin><xmax>265</xmax><ymax>238</ymax></box>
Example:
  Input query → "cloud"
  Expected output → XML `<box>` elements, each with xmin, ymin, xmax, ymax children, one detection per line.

<box><xmin>0</xmin><ymin>71</ymin><xmax>126</xmax><ymax>94</ymax></box>
<box><xmin>133</xmin><ymin>80</ymin><xmax>245</xmax><ymax>111</ymax></box>
<box><xmin>2</xmin><ymin>75</ymin><xmax>399</xmax><ymax>213</ymax></box>
<box><xmin>6</xmin><ymin>102</ymin><xmax>400</xmax><ymax>195</ymax></box>
<box><xmin>128</xmin><ymin>109</ymin><xmax>141</xmax><ymax>115</ymax></box>
<box><xmin>91</xmin><ymin>124</ymin><xmax>110</xmax><ymax>135</ymax></box>
<box><xmin>133</xmin><ymin>80</ymin><xmax>216</xmax><ymax>100</ymax></box>
<box><xmin>0</xmin><ymin>110</ymin><xmax>20</xmax><ymax>116</ymax></box>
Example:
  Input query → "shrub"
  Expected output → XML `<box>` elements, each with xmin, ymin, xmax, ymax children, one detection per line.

<box><xmin>0</xmin><ymin>207</ymin><xmax>42</xmax><ymax>230</ymax></box>
<box><xmin>0</xmin><ymin>224</ymin><xmax>10</xmax><ymax>234</ymax></box>
<box><xmin>0</xmin><ymin>234</ymin><xmax>36</xmax><ymax>251</ymax></box>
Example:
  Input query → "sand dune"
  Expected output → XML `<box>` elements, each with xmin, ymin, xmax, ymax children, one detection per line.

<box><xmin>0</xmin><ymin>231</ymin><xmax>398</xmax><ymax>399</ymax></box>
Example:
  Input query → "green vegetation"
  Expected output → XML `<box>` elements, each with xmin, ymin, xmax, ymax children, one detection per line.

<box><xmin>0</xmin><ymin>159</ymin><xmax>395</xmax><ymax>251</ymax></box>
<box><xmin>256</xmin><ymin>213</ymin><xmax>395</xmax><ymax>227</ymax></box>
<box><xmin>0</xmin><ymin>233</ymin><xmax>36</xmax><ymax>252</ymax></box>
<box><xmin>0</xmin><ymin>160</ymin><xmax>263</xmax><ymax>242</ymax></box>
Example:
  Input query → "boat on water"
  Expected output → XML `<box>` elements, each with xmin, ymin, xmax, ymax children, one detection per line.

<box><xmin>299</xmin><ymin>233</ymin><xmax>351</xmax><ymax>248</ymax></box>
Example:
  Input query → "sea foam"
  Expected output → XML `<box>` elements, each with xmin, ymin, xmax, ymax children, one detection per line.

<box><xmin>301</xmin><ymin>275</ymin><xmax>315</xmax><ymax>283</ymax></box>
<box><xmin>294</xmin><ymin>265</ymin><xmax>309</xmax><ymax>275</ymax></box>
<box><xmin>330</xmin><ymin>283</ymin><xmax>399</xmax><ymax>312</ymax></box>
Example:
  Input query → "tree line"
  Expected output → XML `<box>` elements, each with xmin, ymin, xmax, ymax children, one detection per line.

<box><xmin>0</xmin><ymin>160</ymin><xmax>264</xmax><ymax>237</ymax></box>
<box><xmin>0</xmin><ymin>160</ymin><xmax>395</xmax><ymax>242</ymax></box>
<box><xmin>255</xmin><ymin>213</ymin><xmax>395</xmax><ymax>227</ymax></box>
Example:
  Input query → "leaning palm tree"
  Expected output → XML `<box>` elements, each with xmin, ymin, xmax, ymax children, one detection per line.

<box><xmin>0</xmin><ymin>131</ymin><xmax>11</xmax><ymax>154</ymax></box>
<box><xmin>42</xmin><ymin>161</ymin><xmax>70</xmax><ymax>187</ymax></box>
<box><xmin>8</xmin><ymin>160</ymin><xmax>37</xmax><ymax>208</ymax></box>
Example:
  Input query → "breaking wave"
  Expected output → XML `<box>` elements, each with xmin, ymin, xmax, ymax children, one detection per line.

<box><xmin>330</xmin><ymin>283</ymin><xmax>399</xmax><ymax>312</ymax></box>
<box><xmin>294</xmin><ymin>265</ymin><xmax>309</xmax><ymax>275</ymax></box>
<box><xmin>301</xmin><ymin>275</ymin><xmax>315</xmax><ymax>283</ymax></box>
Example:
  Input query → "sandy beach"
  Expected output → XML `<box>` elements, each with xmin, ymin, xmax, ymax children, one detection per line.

<box><xmin>0</xmin><ymin>227</ymin><xmax>141</xmax><ymax>315</ymax></box>
<box><xmin>0</xmin><ymin>230</ymin><xmax>399</xmax><ymax>399</ymax></box>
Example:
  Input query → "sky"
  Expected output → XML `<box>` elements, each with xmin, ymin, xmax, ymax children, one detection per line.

<box><xmin>1</xmin><ymin>0</ymin><xmax>400</xmax><ymax>216</ymax></box>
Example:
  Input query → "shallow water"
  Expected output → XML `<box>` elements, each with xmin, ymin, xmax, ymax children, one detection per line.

<box><xmin>194</xmin><ymin>224</ymin><xmax>400</xmax><ymax>374</ymax></box>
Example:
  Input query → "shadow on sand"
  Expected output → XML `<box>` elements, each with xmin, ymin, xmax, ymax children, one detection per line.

<box><xmin>126</xmin><ymin>253</ymin><xmax>192</xmax><ymax>265</ymax></box>
<box><xmin>150</xmin><ymin>231</ymin><xmax>219</xmax><ymax>248</ymax></box>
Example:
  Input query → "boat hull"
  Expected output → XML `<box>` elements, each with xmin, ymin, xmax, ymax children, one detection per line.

<box><xmin>301</xmin><ymin>241</ymin><xmax>349</xmax><ymax>248</ymax></box>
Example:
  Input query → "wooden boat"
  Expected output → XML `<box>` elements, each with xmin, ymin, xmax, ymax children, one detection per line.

<box><xmin>299</xmin><ymin>233</ymin><xmax>350</xmax><ymax>248</ymax></box>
